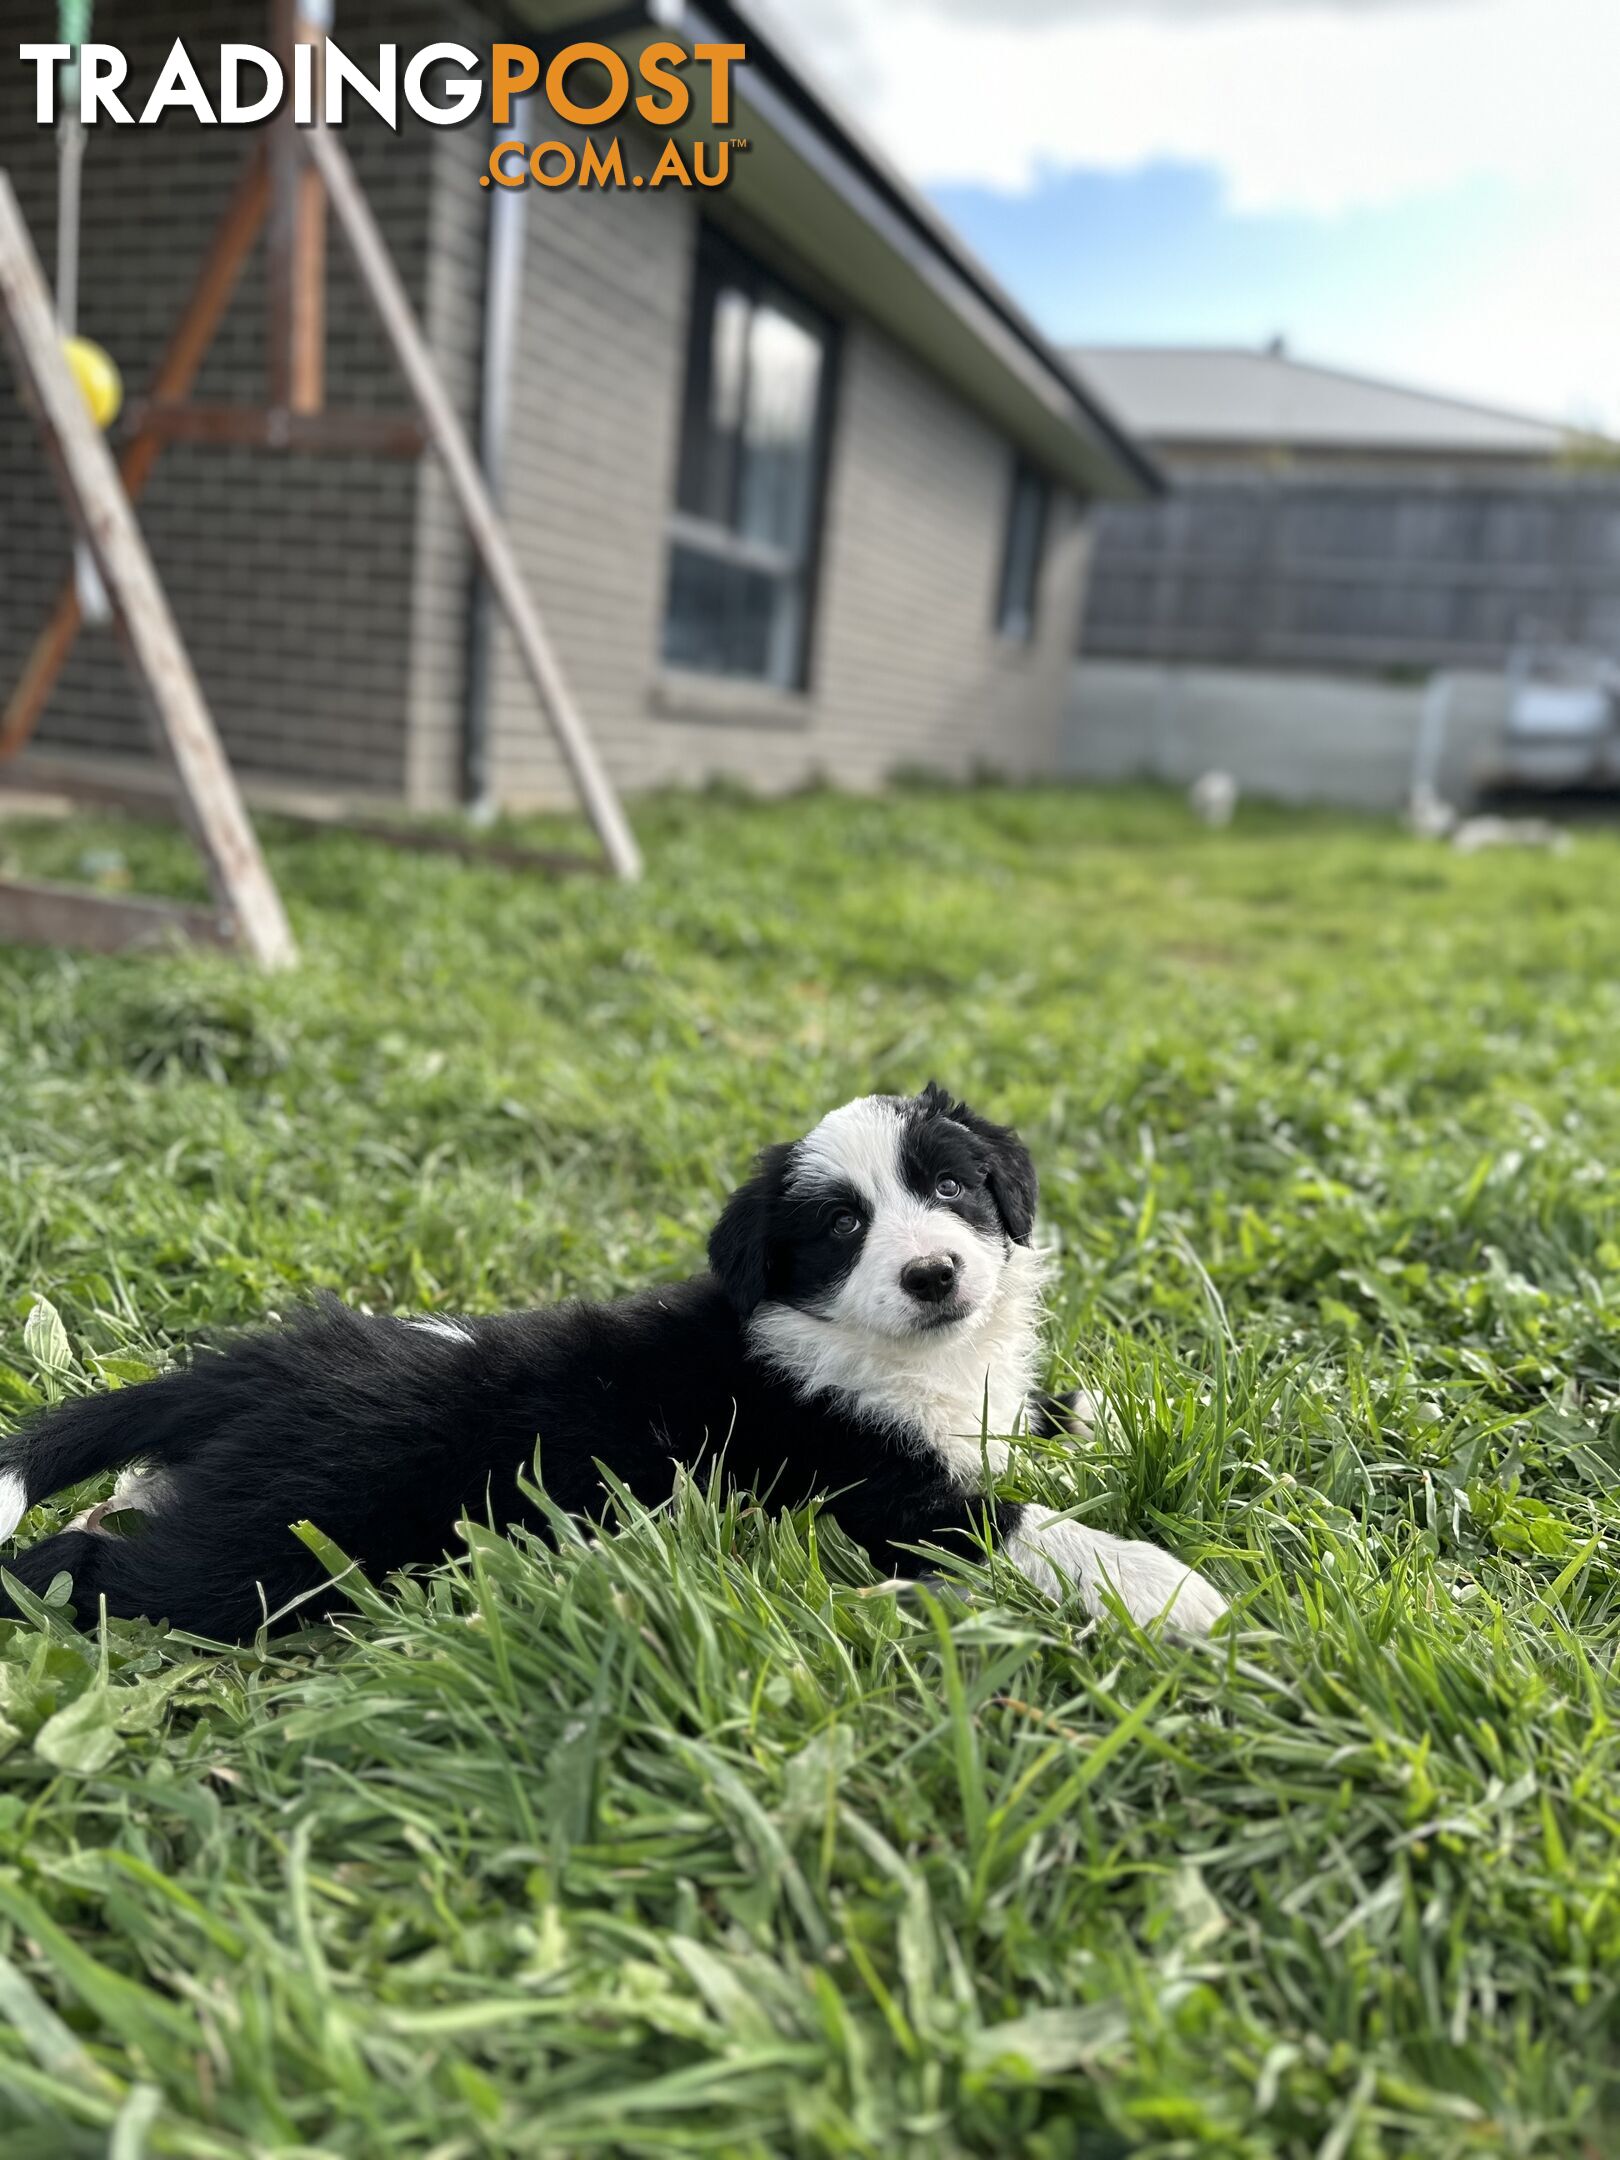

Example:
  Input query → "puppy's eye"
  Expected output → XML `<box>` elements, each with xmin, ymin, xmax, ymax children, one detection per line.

<box><xmin>935</xmin><ymin>1176</ymin><xmax>963</xmax><ymax>1199</ymax></box>
<box><xmin>830</xmin><ymin>1209</ymin><xmax>863</xmax><ymax>1238</ymax></box>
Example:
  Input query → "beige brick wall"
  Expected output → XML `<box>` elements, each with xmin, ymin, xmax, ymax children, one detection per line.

<box><xmin>783</xmin><ymin>320</ymin><xmax>1091</xmax><ymax>790</ymax></box>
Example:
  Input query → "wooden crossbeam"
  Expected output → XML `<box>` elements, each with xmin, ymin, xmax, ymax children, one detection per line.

<box><xmin>0</xmin><ymin>169</ymin><xmax>296</xmax><ymax>969</ymax></box>
<box><xmin>128</xmin><ymin>402</ymin><xmax>424</xmax><ymax>456</ymax></box>
<box><xmin>0</xmin><ymin>879</ymin><xmax>234</xmax><ymax>957</ymax></box>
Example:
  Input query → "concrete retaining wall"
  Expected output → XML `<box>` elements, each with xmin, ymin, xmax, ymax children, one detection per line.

<box><xmin>1064</xmin><ymin>660</ymin><xmax>1511</xmax><ymax>810</ymax></box>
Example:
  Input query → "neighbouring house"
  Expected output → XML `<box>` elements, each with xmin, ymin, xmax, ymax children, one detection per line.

<box><xmin>1070</xmin><ymin>341</ymin><xmax>1589</xmax><ymax>482</ymax></box>
<box><xmin>1062</xmin><ymin>342</ymin><xmax>1620</xmax><ymax>809</ymax></box>
<box><xmin>0</xmin><ymin>0</ymin><xmax>1157</xmax><ymax>817</ymax></box>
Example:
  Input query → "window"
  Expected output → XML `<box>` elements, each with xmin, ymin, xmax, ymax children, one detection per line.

<box><xmin>996</xmin><ymin>460</ymin><xmax>1051</xmax><ymax>641</ymax></box>
<box><xmin>662</xmin><ymin>226</ymin><xmax>834</xmax><ymax>690</ymax></box>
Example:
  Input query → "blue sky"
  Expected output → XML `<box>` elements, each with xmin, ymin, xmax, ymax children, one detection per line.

<box><xmin>750</xmin><ymin>0</ymin><xmax>1618</xmax><ymax>432</ymax></box>
<box><xmin>933</xmin><ymin>162</ymin><xmax>1518</xmax><ymax>385</ymax></box>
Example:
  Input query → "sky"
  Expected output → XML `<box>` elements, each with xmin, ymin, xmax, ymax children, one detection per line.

<box><xmin>745</xmin><ymin>0</ymin><xmax>1619</xmax><ymax>433</ymax></box>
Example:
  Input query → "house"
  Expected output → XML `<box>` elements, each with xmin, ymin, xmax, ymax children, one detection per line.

<box><xmin>1070</xmin><ymin>342</ymin><xmax>1587</xmax><ymax>481</ymax></box>
<box><xmin>0</xmin><ymin>0</ymin><xmax>1157</xmax><ymax>818</ymax></box>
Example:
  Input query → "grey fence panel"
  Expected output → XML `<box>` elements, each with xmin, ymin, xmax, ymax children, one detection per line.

<box><xmin>1083</xmin><ymin>474</ymin><xmax>1620</xmax><ymax>671</ymax></box>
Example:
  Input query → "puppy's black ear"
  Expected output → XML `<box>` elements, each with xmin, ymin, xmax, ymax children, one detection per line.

<box><xmin>923</xmin><ymin>1082</ymin><xmax>1039</xmax><ymax>1245</ymax></box>
<box><xmin>708</xmin><ymin>1144</ymin><xmax>791</xmax><ymax>1315</ymax></box>
<box><xmin>978</xmin><ymin>1120</ymin><xmax>1039</xmax><ymax>1245</ymax></box>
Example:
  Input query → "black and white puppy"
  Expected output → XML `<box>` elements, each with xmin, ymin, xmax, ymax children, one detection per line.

<box><xmin>0</xmin><ymin>1084</ymin><xmax>1224</xmax><ymax>1642</ymax></box>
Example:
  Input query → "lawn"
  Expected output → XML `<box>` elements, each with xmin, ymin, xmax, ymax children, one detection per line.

<box><xmin>2</xmin><ymin>783</ymin><xmax>1619</xmax><ymax>2158</ymax></box>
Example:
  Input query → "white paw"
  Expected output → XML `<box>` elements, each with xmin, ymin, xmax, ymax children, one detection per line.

<box><xmin>1007</xmin><ymin>1505</ymin><xmax>1226</xmax><ymax>1634</ymax></box>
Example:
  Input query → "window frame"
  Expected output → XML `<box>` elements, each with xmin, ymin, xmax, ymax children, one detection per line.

<box><xmin>995</xmin><ymin>457</ymin><xmax>1052</xmax><ymax>644</ymax></box>
<box><xmin>661</xmin><ymin>222</ymin><xmax>839</xmax><ymax>697</ymax></box>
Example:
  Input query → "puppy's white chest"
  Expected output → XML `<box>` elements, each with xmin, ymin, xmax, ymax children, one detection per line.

<box><xmin>748</xmin><ymin>1245</ymin><xmax>1045</xmax><ymax>1486</ymax></box>
<box><xmin>896</xmin><ymin>1355</ymin><xmax>1028</xmax><ymax>1482</ymax></box>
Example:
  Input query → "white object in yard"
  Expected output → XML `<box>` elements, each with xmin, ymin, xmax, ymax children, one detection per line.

<box><xmin>1407</xmin><ymin>781</ymin><xmax>1457</xmax><ymax>840</ymax></box>
<box><xmin>1451</xmin><ymin>815</ymin><xmax>1572</xmax><ymax>856</ymax></box>
<box><xmin>1188</xmin><ymin>770</ymin><xmax>1238</xmax><ymax>826</ymax></box>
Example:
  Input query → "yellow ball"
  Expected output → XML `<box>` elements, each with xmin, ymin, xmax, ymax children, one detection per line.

<box><xmin>63</xmin><ymin>335</ymin><xmax>123</xmax><ymax>431</ymax></box>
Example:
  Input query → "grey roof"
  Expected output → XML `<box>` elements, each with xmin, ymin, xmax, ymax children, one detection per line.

<box><xmin>1070</xmin><ymin>345</ymin><xmax>1580</xmax><ymax>458</ymax></box>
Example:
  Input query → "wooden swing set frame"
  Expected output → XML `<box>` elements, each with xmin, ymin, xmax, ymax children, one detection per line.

<box><xmin>0</xmin><ymin>2</ymin><xmax>641</xmax><ymax>971</ymax></box>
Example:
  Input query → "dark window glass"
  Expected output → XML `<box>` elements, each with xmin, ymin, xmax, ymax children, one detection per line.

<box><xmin>997</xmin><ymin>461</ymin><xmax>1051</xmax><ymax>641</ymax></box>
<box><xmin>663</xmin><ymin>227</ymin><xmax>833</xmax><ymax>690</ymax></box>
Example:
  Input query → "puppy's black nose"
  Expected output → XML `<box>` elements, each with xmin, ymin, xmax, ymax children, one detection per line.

<box><xmin>900</xmin><ymin>1254</ymin><xmax>959</xmax><ymax>1304</ymax></box>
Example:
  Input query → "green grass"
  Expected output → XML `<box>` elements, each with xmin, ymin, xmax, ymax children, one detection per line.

<box><xmin>2</xmin><ymin>781</ymin><xmax>1620</xmax><ymax>2158</ymax></box>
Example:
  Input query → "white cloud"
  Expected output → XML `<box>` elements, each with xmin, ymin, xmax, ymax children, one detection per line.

<box><xmin>744</xmin><ymin>0</ymin><xmax>1620</xmax><ymax>425</ymax></box>
<box><xmin>746</xmin><ymin>0</ymin><xmax>1609</xmax><ymax>212</ymax></box>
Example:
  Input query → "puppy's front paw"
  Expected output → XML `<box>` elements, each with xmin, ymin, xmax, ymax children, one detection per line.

<box><xmin>1108</xmin><ymin>1538</ymin><xmax>1227</xmax><ymax>1632</ymax></box>
<box><xmin>1007</xmin><ymin>1505</ymin><xmax>1226</xmax><ymax>1634</ymax></box>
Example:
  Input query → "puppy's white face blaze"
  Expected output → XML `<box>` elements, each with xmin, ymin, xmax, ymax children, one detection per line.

<box><xmin>715</xmin><ymin>1084</ymin><xmax>1046</xmax><ymax>1469</ymax></box>
<box><xmin>744</xmin><ymin>1104</ymin><xmax>1220</xmax><ymax>1617</ymax></box>
<box><xmin>790</xmin><ymin>1097</ymin><xmax>1003</xmax><ymax>1341</ymax></box>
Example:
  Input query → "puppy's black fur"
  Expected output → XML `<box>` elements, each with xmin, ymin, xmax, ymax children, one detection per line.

<box><xmin>0</xmin><ymin>1086</ymin><xmax>1060</xmax><ymax>1641</ymax></box>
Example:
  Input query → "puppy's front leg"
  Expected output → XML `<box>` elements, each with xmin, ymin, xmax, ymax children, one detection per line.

<box><xmin>1005</xmin><ymin>1504</ymin><xmax>1226</xmax><ymax>1633</ymax></box>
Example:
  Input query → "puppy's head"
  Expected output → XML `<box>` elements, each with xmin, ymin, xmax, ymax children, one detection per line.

<box><xmin>709</xmin><ymin>1082</ymin><xmax>1037</xmax><ymax>1338</ymax></box>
